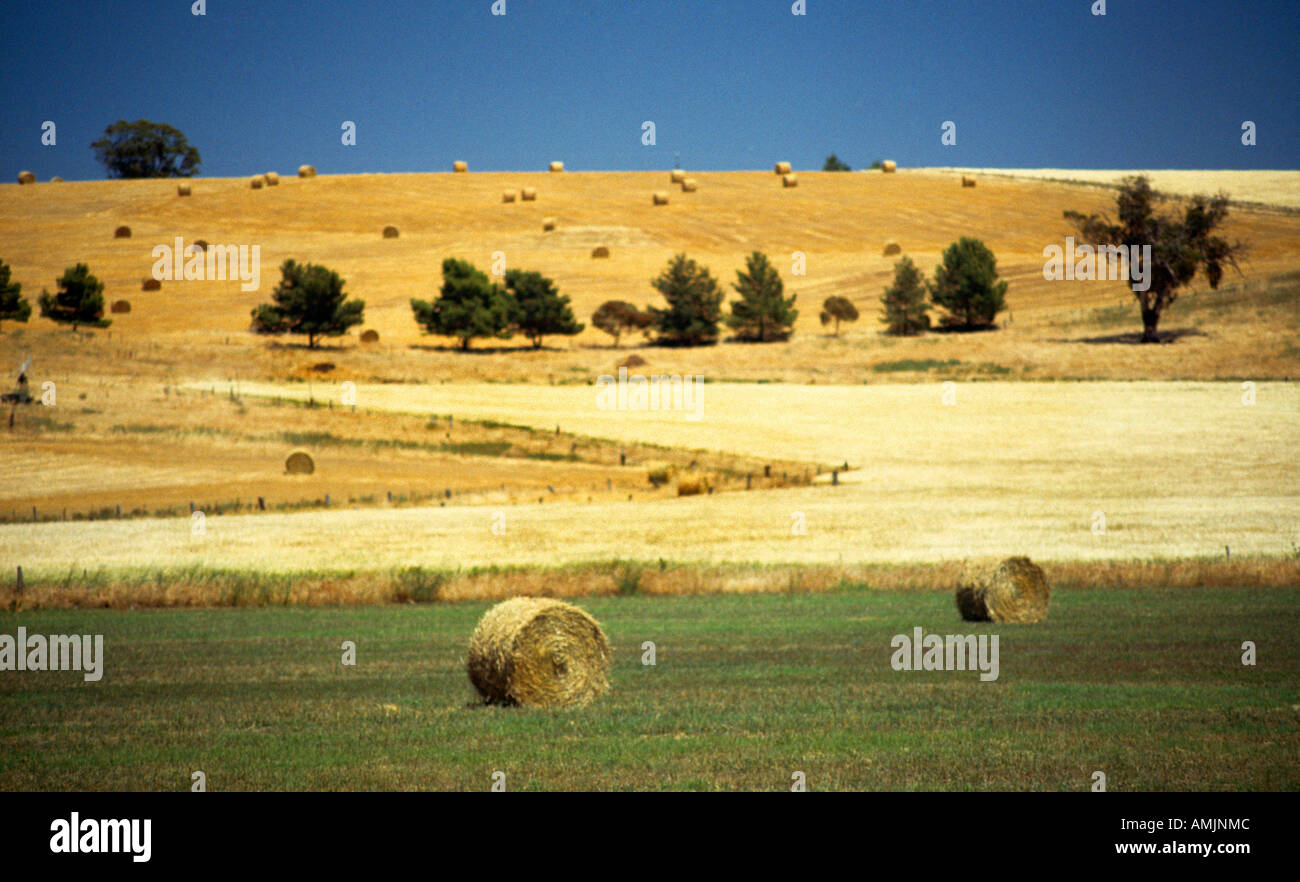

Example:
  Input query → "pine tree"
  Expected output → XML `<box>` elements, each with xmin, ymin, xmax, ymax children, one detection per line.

<box><xmin>251</xmin><ymin>259</ymin><xmax>364</xmax><ymax>348</ymax></box>
<box><xmin>649</xmin><ymin>253</ymin><xmax>724</xmax><ymax>346</ymax></box>
<box><xmin>880</xmin><ymin>257</ymin><xmax>930</xmax><ymax>335</ymax></box>
<box><xmin>0</xmin><ymin>260</ymin><xmax>32</xmax><ymax>332</ymax></box>
<box><xmin>410</xmin><ymin>258</ymin><xmax>515</xmax><ymax>351</ymax></box>
<box><xmin>506</xmin><ymin>269</ymin><xmax>583</xmax><ymax>349</ymax></box>
<box><xmin>726</xmin><ymin>251</ymin><xmax>798</xmax><ymax>342</ymax></box>
<box><xmin>928</xmin><ymin>238</ymin><xmax>1008</xmax><ymax>330</ymax></box>
<box><xmin>38</xmin><ymin>264</ymin><xmax>109</xmax><ymax>331</ymax></box>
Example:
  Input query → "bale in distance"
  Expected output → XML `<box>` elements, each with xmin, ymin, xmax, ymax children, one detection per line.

<box><xmin>110</xmin><ymin>300</ymin><xmax>131</xmax><ymax>314</ymax></box>
<box><xmin>881</xmin><ymin>160</ymin><xmax>897</xmax><ymax>173</ymax></box>
<box><xmin>676</xmin><ymin>474</ymin><xmax>711</xmax><ymax>496</ymax></box>
<box><xmin>549</xmin><ymin>161</ymin><xmax>564</xmax><ymax>172</ymax></box>
<box><xmin>520</xmin><ymin>186</ymin><xmax>537</xmax><ymax>201</ymax></box>
<box><xmin>284</xmin><ymin>450</ymin><xmax>315</xmax><ymax>475</ymax></box>
<box><xmin>617</xmin><ymin>353</ymin><xmax>646</xmax><ymax>369</ymax></box>
<box><xmin>591</xmin><ymin>245</ymin><xmax>610</xmax><ymax>259</ymax></box>
<box><xmin>782</xmin><ymin>173</ymin><xmax>798</xmax><ymax>188</ymax></box>
<box><xmin>647</xmin><ymin>463</ymin><xmax>676</xmax><ymax>487</ymax></box>
<box><xmin>114</xmin><ymin>225</ymin><xmax>131</xmax><ymax>238</ymax></box>
<box><xmin>774</xmin><ymin>161</ymin><xmax>791</xmax><ymax>175</ymax></box>
<box><xmin>50</xmin><ymin>176</ymin><xmax>64</xmax><ymax>183</ymax></box>
<box><xmin>502</xmin><ymin>190</ymin><xmax>517</xmax><ymax>203</ymax></box>
<box><xmin>681</xmin><ymin>178</ymin><xmax>698</xmax><ymax>192</ymax></box>
<box><xmin>453</xmin><ymin>160</ymin><xmax>468</xmax><ymax>173</ymax></box>
<box><xmin>194</xmin><ymin>239</ymin><xmax>209</xmax><ymax>252</ymax></box>
<box><xmin>382</xmin><ymin>225</ymin><xmax>400</xmax><ymax>238</ymax></box>
<box><xmin>177</xmin><ymin>183</ymin><xmax>191</xmax><ymax>196</ymax></box>
<box><xmin>250</xmin><ymin>176</ymin><xmax>264</xmax><ymax>189</ymax></box>
<box><xmin>264</xmin><ymin>171</ymin><xmax>279</xmax><ymax>186</ymax></box>
<box><xmin>652</xmin><ymin>191</ymin><xmax>669</xmax><ymax>205</ymax></box>
<box><xmin>955</xmin><ymin>556</ymin><xmax>1050</xmax><ymax>623</ymax></box>
<box><xmin>962</xmin><ymin>175</ymin><xmax>976</xmax><ymax>188</ymax></box>
<box><xmin>141</xmin><ymin>278</ymin><xmax>161</xmax><ymax>291</ymax></box>
<box><xmin>882</xmin><ymin>240</ymin><xmax>901</xmax><ymax>256</ymax></box>
<box><xmin>541</xmin><ymin>217</ymin><xmax>556</xmax><ymax>231</ymax></box>
<box><xmin>670</xmin><ymin>169</ymin><xmax>686</xmax><ymax>183</ymax></box>
<box><xmin>17</xmin><ymin>171</ymin><xmax>36</xmax><ymax>184</ymax></box>
<box><xmin>298</xmin><ymin>164</ymin><xmax>316</xmax><ymax>178</ymax></box>
<box><xmin>467</xmin><ymin>597</ymin><xmax>611</xmax><ymax>707</ymax></box>
<box><xmin>360</xmin><ymin>329</ymin><xmax>379</xmax><ymax>343</ymax></box>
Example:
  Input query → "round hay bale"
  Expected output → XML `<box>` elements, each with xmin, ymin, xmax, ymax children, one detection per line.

<box><xmin>774</xmin><ymin>161</ymin><xmax>791</xmax><ymax>175</ymax></box>
<box><xmin>110</xmin><ymin>299</ymin><xmax>131</xmax><ymax>314</ymax></box>
<box><xmin>502</xmin><ymin>190</ymin><xmax>517</xmax><ymax>203</ymax></box>
<box><xmin>652</xmin><ymin>191</ymin><xmax>669</xmax><ymax>205</ymax></box>
<box><xmin>520</xmin><ymin>186</ymin><xmax>537</xmax><ymax>201</ymax></box>
<box><xmin>298</xmin><ymin>164</ymin><xmax>316</xmax><ymax>178</ymax></box>
<box><xmin>250</xmin><ymin>176</ymin><xmax>264</xmax><ymax>189</ymax></box>
<box><xmin>681</xmin><ymin>178</ymin><xmax>698</xmax><ymax>192</ymax></box>
<box><xmin>17</xmin><ymin>171</ymin><xmax>36</xmax><ymax>185</ymax></box>
<box><xmin>882</xmin><ymin>240</ymin><xmax>902</xmax><ymax>256</ymax></box>
<box><xmin>670</xmin><ymin>169</ymin><xmax>686</xmax><ymax>183</ymax></box>
<box><xmin>467</xmin><ymin>597</ymin><xmax>611</xmax><ymax>707</ymax></box>
<box><xmin>541</xmin><ymin>217</ymin><xmax>556</xmax><ymax>231</ymax></box>
<box><xmin>114</xmin><ymin>225</ymin><xmax>131</xmax><ymax>238</ymax></box>
<box><xmin>617</xmin><ymin>354</ymin><xmax>646</xmax><ymax>369</ymax></box>
<box><xmin>360</xmin><ymin>329</ymin><xmax>379</xmax><ymax>343</ymax></box>
<box><xmin>50</xmin><ymin>176</ymin><xmax>64</xmax><ymax>183</ymax></box>
<box><xmin>453</xmin><ymin>160</ymin><xmax>468</xmax><ymax>173</ymax></box>
<box><xmin>264</xmin><ymin>171</ymin><xmax>279</xmax><ymax>186</ymax></box>
<box><xmin>382</xmin><ymin>225</ymin><xmax>399</xmax><ymax>238</ymax></box>
<box><xmin>193</xmin><ymin>239</ymin><xmax>208</xmax><ymax>252</ymax></box>
<box><xmin>591</xmin><ymin>245</ymin><xmax>610</xmax><ymax>258</ymax></box>
<box><xmin>141</xmin><ymin>277</ymin><xmax>161</xmax><ymax>291</ymax></box>
<box><xmin>881</xmin><ymin>160</ymin><xmax>897</xmax><ymax>173</ymax></box>
<box><xmin>955</xmin><ymin>557</ymin><xmax>1050</xmax><ymax>623</ymax></box>
<box><xmin>177</xmin><ymin>183</ymin><xmax>191</xmax><ymax>196</ymax></box>
<box><xmin>962</xmin><ymin>174</ymin><xmax>976</xmax><ymax>188</ymax></box>
<box><xmin>676</xmin><ymin>474</ymin><xmax>711</xmax><ymax>496</ymax></box>
<box><xmin>782</xmin><ymin>173</ymin><xmax>798</xmax><ymax>188</ymax></box>
<box><xmin>548</xmin><ymin>161</ymin><xmax>564</xmax><ymax>172</ymax></box>
<box><xmin>284</xmin><ymin>450</ymin><xmax>315</xmax><ymax>475</ymax></box>
<box><xmin>647</xmin><ymin>463</ymin><xmax>676</xmax><ymax>487</ymax></box>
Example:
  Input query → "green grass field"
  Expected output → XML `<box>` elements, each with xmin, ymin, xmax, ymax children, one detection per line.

<box><xmin>2</xmin><ymin>586</ymin><xmax>1297</xmax><ymax>791</ymax></box>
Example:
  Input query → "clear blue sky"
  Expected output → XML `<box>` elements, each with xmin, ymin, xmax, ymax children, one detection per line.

<box><xmin>2</xmin><ymin>0</ymin><xmax>1296</xmax><ymax>180</ymax></box>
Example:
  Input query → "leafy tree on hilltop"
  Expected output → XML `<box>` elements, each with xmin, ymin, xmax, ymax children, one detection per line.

<box><xmin>726</xmin><ymin>251</ymin><xmax>797</xmax><ymax>342</ymax></box>
<box><xmin>648</xmin><ymin>253</ymin><xmax>724</xmax><ymax>346</ymax></box>
<box><xmin>91</xmin><ymin>120</ymin><xmax>201</xmax><ymax>179</ymax></box>
<box><xmin>251</xmin><ymin>260</ymin><xmax>364</xmax><ymax>348</ymax></box>
<box><xmin>505</xmin><ymin>269</ymin><xmax>583</xmax><ymax>349</ymax></box>
<box><xmin>823</xmin><ymin>154</ymin><xmax>851</xmax><ymax>172</ymax></box>
<box><xmin>411</xmin><ymin>258</ymin><xmax>516</xmax><ymax>351</ymax></box>
<box><xmin>38</xmin><ymin>264</ymin><xmax>109</xmax><ymax>331</ymax></box>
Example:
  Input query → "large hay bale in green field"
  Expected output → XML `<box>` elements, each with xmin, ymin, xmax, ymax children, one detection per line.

<box><xmin>955</xmin><ymin>556</ymin><xmax>1050</xmax><ymax>623</ymax></box>
<box><xmin>467</xmin><ymin>597</ymin><xmax>611</xmax><ymax>707</ymax></box>
<box><xmin>284</xmin><ymin>450</ymin><xmax>315</xmax><ymax>475</ymax></box>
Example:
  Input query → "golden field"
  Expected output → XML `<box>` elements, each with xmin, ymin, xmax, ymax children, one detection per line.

<box><xmin>930</xmin><ymin>168</ymin><xmax>1300</xmax><ymax>210</ymax></box>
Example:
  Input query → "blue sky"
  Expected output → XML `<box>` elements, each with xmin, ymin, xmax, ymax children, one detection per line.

<box><xmin>1</xmin><ymin>0</ymin><xmax>1296</xmax><ymax>180</ymax></box>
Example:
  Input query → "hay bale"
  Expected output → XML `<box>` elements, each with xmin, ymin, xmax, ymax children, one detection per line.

<box><xmin>382</xmin><ymin>225</ymin><xmax>400</xmax><ymax>238</ymax></box>
<box><xmin>617</xmin><ymin>354</ymin><xmax>646</xmax><ymax>369</ymax></box>
<box><xmin>549</xmin><ymin>161</ymin><xmax>564</xmax><ymax>172</ymax></box>
<box><xmin>502</xmin><ymin>190</ymin><xmax>517</xmax><ymax>203</ymax></box>
<box><xmin>591</xmin><ymin>245</ymin><xmax>610</xmax><ymax>258</ymax></box>
<box><xmin>298</xmin><ymin>164</ymin><xmax>316</xmax><ymax>178</ymax></box>
<box><xmin>647</xmin><ymin>463</ymin><xmax>676</xmax><ymax>487</ymax></box>
<box><xmin>782</xmin><ymin>173</ymin><xmax>798</xmax><ymax>188</ymax></box>
<box><xmin>193</xmin><ymin>239</ymin><xmax>208</xmax><ymax>252</ymax></box>
<box><xmin>881</xmin><ymin>160</ymin><xmax>897</xmax><ymax>173</ymax></box>
<box><xmin>360</xmin><ymin>329</ymin><xmax>379</xmax><ymax>343</ymax></box>
<box><xmin>681</xmin><ymin>178</ymin><xmax>697</xmax><ymax>192</ymax></box>
<box><xmin>50</xmin><ymin>176</ymin><xmax>64</xmax><ymax>182</ymax></box>
<box><xmin>652</xmin><ymin>191</ymin><xmax>669</xmax><ymax>205</ymax></box>
<box><xmin>467</xmin><ymin>597</ymin><xmax>611</xmax><ymax>707</ymax></box>
<box><xmin>17</xmin><ymin>171</ymin><xmax>35</xmax><ymax>184</ymax></box>
<box><xmin>542</xmin><ymin>217</ymin><xmax>556</xmax><ymax>231</ymax></box>
<box><xmin>141</xmin><ymin>278</ymin><xmax>161</xmax><ymax>291</ymax></box>
<box><xmin>264</xmin><ymin>171</ymin><xmax>279</xmax><ymax>186</ymax></box>
<box><xmin>670</xmin><ymin>169</ymin><xmax>686</xmax><ymax>183</ymax></box>
<box><xmin>962</xmin><ymin>174</ymin><xmax>976</xmax><ymax>188</ymax></box>
<box><xmin>774</xmin><ymin>161</ymin><xmax>791</xmax><ymax>175</ymax></box>
<box><xmin>520</xmin><ymin>186</ymin><xmax>537</xmax><ymax>201</ymax></box>
<box><xmin>250</xmin><ymin>176</ymin><xmax>264</xmax><ymax>189</ymax></box>
<box><xmin>453</xmin><ymin>160</ymin><xmax>468</xmax><ymax>173</ymax></box>
<box><xmin>955</xmin><ymin>557</ymin><xmax>1050</xmax><ymax>623</ymax></box>
<box><xmin>676</xmin><ymin>474</ymin><xmax>711</xmax><ymax>496</ymax></box>
<box><xmin>114</xmin><ymin>225</ymin><xmax>131</xmax><ymax>238</ymax></box>
<box><xmin>882</xmin><ymin>240</ymin><xmax>901</xmax><ymax>256</ymax></box>
<box><xmin>177</xmin><ymin>183</ymin><xmax>191</xmax><ymax>196</ymax></box>
<box><xmin>284</xmin><ymin>450</ymin><xmax>315</xmax><ymax>475</ymax></box>
<box><xmin>110</xmin><ymin>300</ymin><xmax>131</xmax><ymax>314</ymax></box>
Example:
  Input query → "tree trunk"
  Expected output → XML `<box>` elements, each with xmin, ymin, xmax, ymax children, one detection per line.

<box><xmin>461</xmin><ymin>337</ymin><xmax>471</xmax><ymax>351</ymax></box>
<box><xmin>1140</xmin><ymin>305</ymin><xmax>1161</xmax><ymax>343</ymax></box>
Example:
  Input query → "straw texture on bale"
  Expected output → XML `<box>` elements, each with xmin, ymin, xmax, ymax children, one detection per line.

<box><xmin>955</xmin><ymin>556</ymin><xmax>1050</xmax><ymax>623</ymax></box>
<box><xmin>264</xmin><ymin>171</ymin><xmax>279</xmax><ymax>186</ymax></box>
<box><xmin>670</xmin><ymin>169</ymin><xmax>686</xmax><ymax>183</ymax></box>
<box><xmin>962</xmin><ymin>175</ymin><xmax>976</xmax><ymax>188</ymax></box>
<box><xmin>453</xmin><ymin>160</ymin><xmax>468</xmax><ymax>173</ymax></box>
<box><xmin>360</xmin><ymin>329</ymin><xmax>379</xmax><ymax>343</ymax></box>
<box><xmin>110</xmin><ymin>300</ymin><xmax>131</xmax><ymax>314</ymax></box>
<box><xmin>681</xmin><ymin>178</ymin><xmax>697</xmax><ymax>192</ymax></box>
<box><xmin>520</xmin><ymin>187</ymin><xmax>537</xmax><ymax>201</ymax></box>
<box><xmin>542</xmin><ymin>217</ymin><xmax>556</xmax><ymax>231</ymax></box>
<box><xmin>677</xmin><ymin>474</ymin><xmax>711</xmax><ymax>496</ymax></box>
<box><xmin>382</xmin><ymin>225</ymin><xmax>399</xmax><ymax>238</ymax></box>
<box><xmin>298</xmin><ymin>165</ymin><xmax>316</xmax><ymax>178</ymax></box>
<box><xmin>17</xmin><ymin>171</ymin><xmax>36</xmax><ymax>184</ymax></box>
<box><xmin>591</xmin><ymin>245</ymin><xmax>610</xmax><ymax>258</ymax></box>
<box><xmin>882</xmin><ymin>160</ymin><xmax>897</xmax><ymax>173</ymax></box>
<box><xmin>652</xmin><ymin>191</ymin><xmax>669</xmax><ymax>205</ymax></box>
<box><xmin>502</xmin><ymin>190</ymin><xmax>516</xmax><ymax>203</ymax></box>
<box><xmin>250</xmin><ymin>176</ymin><xmax>264</xmax><ymax>189</ymax></box>
<box><xmin>114</xmin><ymin>225</ymin><xmax>131</xmax><ymax>238</ymax></box>
<box><xmin>141</xmin><ymin>278</ymin><xmax>161</xmax><ymax>291</ymax></box>
<box><xmin>883</xmin><ymin>240</ymin><xmax>901</xmax><ymax>255</ymax></box>
<box><xmin>177</xmin><ymin>183</ymin><xmax>191</xmax><ymax>196</ymax></box>
<box><xmin>774</xmin><ymin>161</ymin><xmax>791</xmax><ymax>175</ymax></box>
<box><xmin>467</xmin><ymin>597</ymin><xmax>611</xmax><ymax>707</ymax></box>
<box><xmin>284</xmin><ymin>450</ymin><xmax>315</xmax><ymax>475</ymax></box>
<box><xmin>549</xmin><ymin>161</ymin><xmax>564</xmax><ymax>172</ymax></box>
<box><xmin>782</xmin><ymin>173</ymin><xmax>798</xmax><ymax>188</ymax></box>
